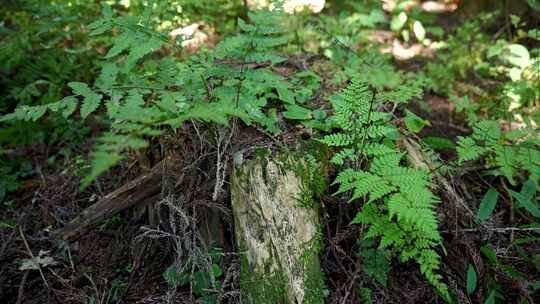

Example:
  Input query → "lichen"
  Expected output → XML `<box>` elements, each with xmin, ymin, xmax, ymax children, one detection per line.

<box><xmin>231</xmin><ymin>150</ymin><xmax>326</xmax><ymax>303</ymax></box>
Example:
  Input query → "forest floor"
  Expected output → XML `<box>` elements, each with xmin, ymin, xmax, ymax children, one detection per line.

<box><xmin>0</xmin><ymin>58</ymin><xmax>481</xmax><ymax>304</ymax></box>
<box><xmin>1</xmin><ymin>3</ymin><xmax>539</xmax><ymax>304</ymax></box>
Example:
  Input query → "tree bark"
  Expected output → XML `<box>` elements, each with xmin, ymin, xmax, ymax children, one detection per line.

<box><xmin>231</xmin><ymin>155</ymin><xmax>325</xmax><ymax>304</ymax></box>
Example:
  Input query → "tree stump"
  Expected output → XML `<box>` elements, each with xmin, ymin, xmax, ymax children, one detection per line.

<box><xmin>231</xmin><ymin>155</ymin><xmax>325</xmax><ymax>304</ymax></box>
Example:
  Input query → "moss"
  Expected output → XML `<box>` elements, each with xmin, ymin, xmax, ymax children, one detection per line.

<box><xmin>300</xmin><ymin>231</ymin><xmax>326</xmax><ymax>304</ymax></box>
<box><xmin>238</xmin><ymin>243</ymin><xmax>288</xmax><ymax>304</ymax></box>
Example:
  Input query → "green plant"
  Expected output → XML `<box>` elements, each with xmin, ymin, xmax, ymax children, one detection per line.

<box><xmin>320</xmin><ymin>78</ymin><xmax>449</xmax><ymax>300</ymax></box>
<box><xmin>163</xmin><ymin>247</ymin><xmax>223</xmax><ymax>304</ymax></box>
<box><xmin>1</xmin><ymin>5</ymin><xmax>314</xmax><ymax>188</ymax></box>
<box><xmin>389</xmin><ymin>1</ymin><xmax>440</xmax><ymax>44</ymax></box>
<box><xmin>423</xmin><ymin>11</ymin><xmax>497</xmax><ymax>96</ymax></box>
<box><xmin>457</xmin><ymin>120</ymin><xmax>540</xmax><ymax>184</ymax></box>
<box><xmin>358</xmin><ymin>239</ymin><xmax>390</xmax><ymax>287</ymax></box>
<box><xmin>0</xmin><ymin>154</ymin><xmax>32</xmax><ymax>205</ymax></box>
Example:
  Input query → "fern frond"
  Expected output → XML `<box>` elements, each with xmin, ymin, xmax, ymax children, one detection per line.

<box><xmin>362</xmin><ymin>143</ymin><xmax>396</xmax><ymax>157</ymax></box>
<box><xmin>472</xmin><ymin>120</ymin><xmax>501</xmax><ymax>144</ymax></box>
<box><xmin>68</xmin><ymin>82</ymin><xmax>103</xmax><ymax>118</ymax></box>
<box><xmin>320</xmin><ymin>133</ymin><xmax>353</xmax><ymax>147</ymax></box>
<box><xmin>330</xmin><ymin>148</ymin><xmax>357</xmax><ymax>165</ymax></box>
<box><xmin>456</xmin><ymin>136</ymin><xmax>488</xmax><ymax>163</ymax></box>
<box><xmin>323</xmin><ymin>77</ymin><xmax>448</xmax><ymax>299</ymax></box>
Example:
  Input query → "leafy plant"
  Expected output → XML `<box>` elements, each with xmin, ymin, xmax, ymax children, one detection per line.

<box><xmin>466</xmin><ymin>264</ymin><xmax>477</xmax><ymax>295</ymax></box>
<box><xmin>358</xmin><ymin>239</ymin><xmax>390</xmax><ymax>287</ymax></box>
<box><xmin>320</xmin><ymin>78</ymin><xmax>449</xmax><ymax>300</ymax></box>
<box><xmin>457</xmin><ymin>120</ymin><xmax>540</xmax><ymax>184</ymax></box>
<box><xmin>163</xmin><ymin>247</ymin><xmax>223</xmax><ymax>304</ymax></box>
<box><xmin>1</xmin><ymin>5</ymin><xmax>315</xmax><ymax>188</ymax></box>
<box><xmin>477</xmin><ymin>188</ymin><xmax>499</xmax><ymax>221</ymax></box>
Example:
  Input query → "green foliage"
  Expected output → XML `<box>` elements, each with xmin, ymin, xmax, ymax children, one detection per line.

<box><xmin>123</xmin><ymin>0</ymin><xmax>243</xmax><ymax>35</ymax></box>
<box><xmin>0</xmin><ymin>0</ymin><xmax>103</xmax><ymax>161</ymax></box>
<box><xmin>422</xmin><ymin>11</ymin><xmax>511</xmax><ymax>96</ymax></box>
<box><xmin>358</xmin><ymin>240</ymin><xmax>390</xmax><ymax>287</ymax></box>
<box><xmin>403</xmin><ymin>109</ymin><xmax>431</xmax><ymax>133</ymax></box>
<box><xmin>389</xmin><ymin>2</ymin><xmax>437</xmax><ymax>43</ymax></box>
<box><xmin>457</xmin><ymin>120</ymin><xmax>540</xmax><ymax>184</ymax></box>
<box><xmin>0</xmin><ymin>154</ymin><xmax>32</xmax><ymax>204</ymax></box>
<box><xmin>421</xmin><ymin>136</ymin><xmax>455</xmax><ymax>151</ymax></box>
<box><xmin>1</xmin><ymin>5</ymin><xmax>316</xmax><ymax>187</ymax></box>
<box><xmin>466</xmin><ymin>264</ymin><xmax>477</xmax><ymax>295</ymax></box>
<box><xmin>322</xmin><ymin>79</ymin><xmax>449</xmax><ymax>300</ymax></box>
<box><xmin>477</xmin><ymin>188</ymin><xmax>499</xmax><ymax>221</ymax></box>
<box><xmin>164</xmin><ymin>247</ymin><xmax>223</xmax><ymax>304</ymax></box>
<box><xmin>507</xmin><ymin>179</ymin><xmax>540</xmax><ymax>220</ymax></box>
<box><xmin>216</xmin><ymin>8</ymin><xmax>289</xmax><ymax>64</ymax></box>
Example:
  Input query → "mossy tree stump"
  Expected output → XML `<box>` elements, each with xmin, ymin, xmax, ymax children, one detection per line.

<box><xmin>231</xmin><ymin>155</ymin><xmax>325</xmax><ymax>304</ymax></box>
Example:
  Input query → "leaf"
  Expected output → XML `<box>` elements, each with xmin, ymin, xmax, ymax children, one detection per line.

<box><xmin>507</xmin><ymin>179</ymin><xmax>539</xmax><ymax>219</ymax></box>
<box><xmin>527</xmin><ymin>0</ymin><xmax>540</xmax><ymax>12</ymax></box>
<box><xmin>391</xmin><ymin>12</ymin><xmax>408</xmax><ymax>32</ymax></box>
<box><xmin>312</xmin><ymin>109</ymin><xmax>327</xmax><ymax>121</ymax></box>
<box><xmin>422</xmin><ymin>136</ymin><xmax>454</xmax><ymax>150</ymax></box>
<box><xmin>69</xmin><ymin>82</ymin><xmax>102</xmax><ymax>118</ymax></box>
<box><xmin>80</xmin><ymin>92</ymin><xmax>103</xmax><ymax>119</ymax></box>
<box><xmin>478</xmin><ymin>188</ymin><xmax>499</xmax><ymax>221</ymax></box>
<box><xmin>505</xmin><ymin>44</ymin><xmax>530</xmax><ymax>68</ymax></box>
<box><xmin>403</xmin><ymin>110</ymin><xmax>431</xmax><ymax>133</ymax></box>
<box><xmin>466</xmin><ymin>264</ymin><xmax>477</xmax><ymax>295</ymax></box>
<box><xmin>105</xmin><ymin>33</ymin><xmax>131</xmax><ymax>58</ymax></box>
<box><xmin>413</xmin><ymin>21</ymin><xmax>426</xmax><ymax>41</ymax></box>
<box><xmin>508</xmin><ymin>189</ymin><xmax>540</xmax><ymax>219</ymax></box>
<box><xmin>212</xmin><ymin>264</ymin><xmax>222</xmax><ymax>278</ymax></box>
<box><xmin>163</xmin><ymin>265</ymin><xmax>182</xmax><ymax>288</ymax></box>
<box><xmin>520</xmin><ymin>178</ymin><xmax>537</xmax><ymax>201</ymax></box>
<box><xmin>19</xmin><ymin>250</ymin><xmax>57</xmax><ymax>270</ymax></box>
<box><xmin>276</xmin><ymin>86</ymin><xmax>295</xmax><ymax>104</ymax></box>
<box><xmin>60</xmin><ymin>96</ymin><xmax>78</xmax><ymax>118</ymax></box>
<box><xmin>81</xmin><ymin>151</ymin><xmax>123</xmax><ymax>189</ymax></box>
<box><xmin>484</xmin><ymin>290</ymin><xmax>496</xmax><ymax>304</ymax></box>
<box><xmin>480</xmin><ymin>246</ymin><xmax>499</xmax><ymax>266</ymax></box>
<box><xmin>283</xmin><ymin>104</ymin><xmax>312</xmax><ymax>120</ymax></box>
<box><xmin>0</xmin><ymin>219</ymin><xmax>16</xmax><ymax>229</ymax></box>
<box><xmin>68</xmin><ymin>82</ymin><xmax>93</xmax><ymax>96</ymax></box>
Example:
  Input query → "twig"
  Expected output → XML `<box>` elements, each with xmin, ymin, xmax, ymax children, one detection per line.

<box><xmin>501</xmin><ymin>179</ymin><xmax>515</xmax><ymax>242</ymax></box>
<box><xmin>19</xmin><ymin>226</ymin><xmax>50</xmax><ymax>289</ymax></box>
<box><xmin>441</xmin><ymin>227</ymin><xmax>540</xmax><ymax>234</ymax></box>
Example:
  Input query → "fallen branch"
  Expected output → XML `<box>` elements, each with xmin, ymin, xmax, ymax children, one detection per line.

<box><xmin>52</xmin><ymin>156</ymin><xmax>182</xmax><ymax>240</ymax></box>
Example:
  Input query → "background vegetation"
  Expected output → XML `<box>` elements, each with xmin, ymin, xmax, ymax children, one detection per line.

<box><xmin>0</xmin><ymin>0</ymin><xmax>539</xmax><ymax>303</ymax></box>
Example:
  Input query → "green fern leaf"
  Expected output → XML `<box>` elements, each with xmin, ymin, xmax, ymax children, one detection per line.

<box><xmin>69</xmin><ymin>82</ymin><xmax>102</xmax><ymax>118</ymax></box>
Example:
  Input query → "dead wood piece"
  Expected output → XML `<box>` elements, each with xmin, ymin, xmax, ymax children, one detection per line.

<box><xmin>231</xmin><ymin>156</ymin><xmax>325</xmax><ymax>303</ymax></box>
<box><xmin>52</xmin><ymin>157</ymin><xmax>181</xmax><ymax>240</ymax></box>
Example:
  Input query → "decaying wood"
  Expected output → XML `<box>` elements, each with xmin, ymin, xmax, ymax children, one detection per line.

<box><xmin>52</xmin><ymin>156</ymin><xmax>181</xmax><ymax>240</ymax></box>
<box><xmin>231</xmin><ymin>155</ymin><xmax>325</xmax><ymax>304</ymax></box>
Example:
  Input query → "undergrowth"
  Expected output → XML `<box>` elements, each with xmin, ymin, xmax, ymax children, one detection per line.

<box><xmin>1</xmin><ymin>1</ymin><xmax>539</xmax><ymax>303</ymax></box>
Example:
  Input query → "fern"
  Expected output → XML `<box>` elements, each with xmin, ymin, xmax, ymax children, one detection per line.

<box><xmin>215</xmin><ymin>8</ymin><xmax>288</xmax><ymax>64</ymax></box>
<box><xmin>457</xmin><ymin>120</ymin><xmax>540</xmax><ymax>184</ymax></box>
<box><xmin>1</xmin><ymin>6</ymin><xmax>315</xmax><ymax>188</ymax></box>
<box><xmin>323</xmin><ymin>79</ymin><xmax>450</xmax><ymax>300</ymax></box>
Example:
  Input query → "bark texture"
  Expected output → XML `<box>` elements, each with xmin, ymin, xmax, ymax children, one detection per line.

<box><xmin>231</xmin><ymin>156</ymin><xmax>324</xmax><ymax>304</ymax></box>
<box><xmin>52</xmin><ymin>156</ymin><xmax>181</xmax><ymax>240</ymax></box>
